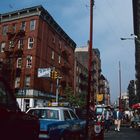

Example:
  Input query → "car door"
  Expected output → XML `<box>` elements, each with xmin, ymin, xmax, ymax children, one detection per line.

<box><xmin>68</xmin><ymin>110</ymin><xmax>82</xmax><ymax>130</ymax></box>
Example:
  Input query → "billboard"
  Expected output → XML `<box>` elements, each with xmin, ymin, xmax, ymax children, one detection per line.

<box><xmin>38</xmin><ymin>68</ymin><xmax>51</xmax><ymax>78</ymax></box>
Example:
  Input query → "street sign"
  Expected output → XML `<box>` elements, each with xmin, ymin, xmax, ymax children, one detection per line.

<box><xmin>38</xmin><ymin>68</ymin><xmax>51</xmax><ymax>78</ymax></box>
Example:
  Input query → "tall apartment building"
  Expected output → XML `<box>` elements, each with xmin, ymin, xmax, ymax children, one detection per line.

<box><xmin>74</xmin><ymin>48</ymin><xmax>88</xmax><ymax>95</ymax></box>
<box><xmin>98</xmin><ymin>74</ymin><xmax>110</xmax><ymax>105</ymax></box>
<box><xmin>132</xmin><ymin>0</ymin><xmax>140</xmax><ymax>102</ymax></box>
<box><xmin>0</xmin><ymin>5</ymin><xmax>76</xmax><ymax>111</ymax></box>
<box><xmin>75</xmin><ymin>46</ymin><xmax>105</xmax><ymax>105</ymax></box>
<box><xmin>75</xmin><ymin>46</ymin><xmax>110</xmax><ymax>105</ymax></box>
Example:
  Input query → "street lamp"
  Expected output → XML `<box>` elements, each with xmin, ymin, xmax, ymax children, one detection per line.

<box><xmin>120</xmin><ymin>34</ymin><xmax>140</xmax><ymax>43</ymax></box>
<box><xmin>120</xmin><ymin>34</ymin><xmax>140</xmax><ymax>102</ymax></box>
<box><xmin>120</xmin><ymin>37</ymin><xmax>134</xmax><ymax>40</ymax></box>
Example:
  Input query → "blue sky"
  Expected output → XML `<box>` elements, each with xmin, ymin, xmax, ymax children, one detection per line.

<box><xmin>0</xmin><ymin>0</ymin><xmax>135</xmax><ymax>103</ymax></box>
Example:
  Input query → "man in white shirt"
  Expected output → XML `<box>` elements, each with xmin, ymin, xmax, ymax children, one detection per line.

<box><xmin>113</xmin><ymin>107</ymin><xmax>123</xmax><ymax>131</ymax></box>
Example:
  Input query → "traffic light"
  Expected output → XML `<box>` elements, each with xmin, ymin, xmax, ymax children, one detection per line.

<box><xmin>50</xmin><ymin>70</ymin><xmax>58</xmax><ymax>79</ymax></box>
<box><xmin>53</xmin><ymin>71</ymin><xmax>58</xmax><ymax>79</ymax></box>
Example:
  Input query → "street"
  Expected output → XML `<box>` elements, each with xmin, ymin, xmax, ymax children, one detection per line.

<box><xmin>104</xmin><ymin>126</ymin><xmax>140</xmax><ymax>140</ymax></box>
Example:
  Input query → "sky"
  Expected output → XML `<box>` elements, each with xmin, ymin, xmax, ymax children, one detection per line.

<box><xmin>0</xmin><ymin>0</ymin><xmax>135</xmax><ymax>103</ymax></box>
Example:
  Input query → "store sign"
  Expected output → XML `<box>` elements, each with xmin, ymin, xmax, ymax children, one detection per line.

<box><xmin>38</xmin><ymin>68</ymin><xmax>51</xmax><ymax>78</ymax></box>
<box><xmin>96</xmin><ymin>94</ymin><xmax>103</xmax><ymax>102</ymax></box>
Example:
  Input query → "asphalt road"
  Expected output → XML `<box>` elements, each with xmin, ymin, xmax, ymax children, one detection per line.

<box><xmin>104</xmin><ymin>126</ymin><xmax>140</xmax><ymax>140</ymax></box>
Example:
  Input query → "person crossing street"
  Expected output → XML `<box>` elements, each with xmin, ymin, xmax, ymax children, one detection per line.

<box><xmin>113</xmin><ymin>107</ymin><xmax>123</xmax><ymax>131</ymax></box>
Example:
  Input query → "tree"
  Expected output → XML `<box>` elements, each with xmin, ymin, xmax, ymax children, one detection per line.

<box><xmin>64</xmin><ymin>86</ymin><xmax>86</xmax><ymax>108</ymax></box>
<box><xmin>127</xmin><ymin>80</ymin><xmax>137</xmax><ymax>107</ymax></box>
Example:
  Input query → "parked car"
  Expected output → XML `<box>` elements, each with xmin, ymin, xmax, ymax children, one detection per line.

<box><xmin>0</xmin><ymin>74</ymin><xmax>39</xmax><ymax>140</ymax></box>
<box><xmin>26</xmin><ymin>106</ymin><xmax>86</xmax><ymax>140</ymax></box>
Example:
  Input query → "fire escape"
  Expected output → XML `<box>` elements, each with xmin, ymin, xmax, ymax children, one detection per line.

<box><xmin>60</xmin><ymin>49</ymin><xmax>71</xmax><ymax>89</ymax></box>
<box><xmin>4</xmin><ymin>28</ymin><xmax>25</xmax><ymax>93</ymax></box>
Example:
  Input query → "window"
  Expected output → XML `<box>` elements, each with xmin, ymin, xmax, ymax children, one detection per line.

<box><xmin>0</xmin><ymin>42</ymin><xmax>6</xmax><ymax>52</ymax></box>
<box><xmin>27</xmin><ymin>109</ymin><xmax>59</xmax><ymax>120</ymax></box>
<box><xmin>46</xmin><ymin>109</ymin><xmax>59</xmax><ymax>120</ymax></box>
<box><xmin>51</xmin><ymin>50</ymin><xmax>54</xmax><ymax>60</ymax></box>
<box><xmin>25</xmin><ymin>76</ymin><xmax>30</xmax><ymax>87</ymax></box>
<box><xmin>0</xmin><ymin>58</ymin><xmax>3</xmax><ymax>62</ymax></box>
<box><xmin>30</xmin><ymin>20</ymin><xmax>36</xmax><ymax>31</ymax></box>
<box><xmin>79</xmin><ymin>78</ymin><xmax>81</xmax><ymax>83</ymax></box>
<box><xmin>76</xmin><ymin>66</ymin><xmax>79</xmax><ymax>72</ymax></box>
<box><xmin>15</xmin><ymin>77</ymin><xmax>20</xmax><ymax>88</ymax></box>
<box><xmin>58</xmin><ymin>41</ymin><xmax>61</xmax><ymax>49</ymax></box>
<box><xmin>9</xmin><ymin>40</ymin><xmax>14</xmax><ymax>48</ymax></box>
<box><xmin>24</xmin><ymin>99</ymin><xmax>30</xmax><ymax>111</ymax></box>
<box><xmin>12</xmin><ymin>23</ymin><xmax>16</xmax><ymax>32</ymax></box>
<box><xmin>18</xmin><ymin>39</ymin><xmax>24</xmax><ymax>49</ymax></box>
<box><xmin>52</xmin><ymin>36</ymin><xmax>55</xmax><ymax>43</ymax></box>
<box><xmin>63</xmin><ymin>110</ymin><xmax>71</xmax><ymax>121</ymax></box>
<box><xmin>69</xmin><ymin>110</ymin><xmax>78</xmax><ymax>120</ymax></box>
<box><xmin>21</xmin><ymin>21</ymin><xmax>26</xmax><ymax>31</ymax></box>
<box><xmin>58</xmin><ymin>55</ymin><xmax>61</xmax><ymax>64</ymax></box>
<box><xmin>17</xmin><ymin>58</ymin><xmax>22</xmax><ymax>68</ymax></box>
<box><xmin>26</xmin><ymin>55</ymin><xmax>32</xmax><ymax>68</ymax></box>
<box><xmin>28</xmin><ymin>37</ymin><xmax>34</xmax><ymax>49</ymax></box>
<box><xmin>2</xmin><ymin>25</ymin><xmax>8</xmax><ymax>35</ymax></box>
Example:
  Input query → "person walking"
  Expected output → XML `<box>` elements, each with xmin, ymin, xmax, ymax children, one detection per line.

<box><xmin>113</xmin><ymin>107</ymin><xmax>123</xmax><ymax>131</ymax></box>
<box><xmin>104</xmin><ymin>107</ymin><xmax>111</xmax><ymax>132</ymax></box>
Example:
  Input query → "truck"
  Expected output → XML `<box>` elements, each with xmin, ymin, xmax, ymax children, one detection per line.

<box><xmin>26</xmin><ymin>106</ymin><xmax>86</xmax><ymax>140</ymax></box>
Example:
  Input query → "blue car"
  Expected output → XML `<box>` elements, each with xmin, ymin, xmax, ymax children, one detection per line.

<box><xmin>27</xmin><ymin>107</ymin><xmax>86</xmax><ymax>140</ymax></box>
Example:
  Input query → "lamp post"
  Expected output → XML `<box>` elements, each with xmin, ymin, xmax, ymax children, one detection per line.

<box><xmin>120</xmin><ymin>37</ymin><xmax>134</xmax><ymax>40</ymax></box>
<box><xmin>120</xmin><ymin>35</ymin><xmax>140</xmax><ymax>102</ymax></box>
<box><xmin>120</xmin><ymin>34</ymin><xmax>140</xmax><ymax>44</ymax></box>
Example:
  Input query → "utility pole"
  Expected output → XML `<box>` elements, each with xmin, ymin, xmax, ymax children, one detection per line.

<box><xmin>119</xmin><ymin>61</ymin><xmax>122</xmax><ymax>110</ymax></box>
<box><xmin>56</xmin><ymin>76</ymin><xmax>62</xmax><ymax>104</ymax></box>
<box><xmin>86</xmin><ymin>0</ymin><xmax>94</xmax><ymax>139</ymax></box>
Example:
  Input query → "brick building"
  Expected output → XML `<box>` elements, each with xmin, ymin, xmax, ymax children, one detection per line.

<box><xmin>75</xmin><ymin>45</ymin><xmax>110</xmax><ymax>106</ymax></box>
<box><xmin>75</xmin><ymin>46</ymin><xmax>105</xmax><ymax>105</ymax></box>
<box><xmin>0</xmin><ymin>5</ymin><xmax>76</xmax><ymax>111</ymax></box>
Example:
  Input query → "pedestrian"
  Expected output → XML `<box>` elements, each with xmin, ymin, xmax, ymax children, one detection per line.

<box><xmin>104</xmin><ymin>107</ymin><xmax>111</xmax><ymax>132</ymax></box>
<box><xmin>113</xmin><ymin>107</ymin><xmax>123</xmax><ymax>131</ymax></box>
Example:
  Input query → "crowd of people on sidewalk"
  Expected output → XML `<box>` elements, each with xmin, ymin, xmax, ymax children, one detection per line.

<box><xmin>102</xmin><ymin>106</ymin><xmax>140</xmax><ymax>132</ymax></box>
<box><xmin>103</xmin><ymin>106</ymin><xmax>123</xmax><ymax>132</ymax></box>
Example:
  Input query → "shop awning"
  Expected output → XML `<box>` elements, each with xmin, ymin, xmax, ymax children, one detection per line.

<box><xmin>132</xmin><ymin>103</ymin><xmax>140</xmax><ymax>109</ymax></box>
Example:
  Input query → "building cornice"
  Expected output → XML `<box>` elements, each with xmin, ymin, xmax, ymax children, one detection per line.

<box><xmin>0</xmin><ymin>5</ymin><xmax>76</xmax><ymax>49</ymax></box>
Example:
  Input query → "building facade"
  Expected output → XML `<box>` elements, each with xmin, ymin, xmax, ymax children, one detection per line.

<box><xmin>74</xmin><ymin>48</ymin><xmax>88</xmax><ymax>97</ymax></box>
<box><xmin>0</xmin><ymin>5</ymin><xmax>76</xmax><ymax>111</ymax></box>
<box><xmin>132</xmin><ymin>0</ymin><xmax>140</xmax><ymax>102</ymax></box>
<box><xmin>74</xmin><ymin>46</ymin><xmax>108</xmax><ymax>105</ymax></box>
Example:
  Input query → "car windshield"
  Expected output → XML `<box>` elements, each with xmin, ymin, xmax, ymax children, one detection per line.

<box><xmin>96</xmin><ymin>107</ymin><xmax>104</xmax><ymax>115</ymax></box>
<box><xmin>28</xmin><ymin>109</ymin><xmax>59</xmax><ymax>120</ymax></box>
